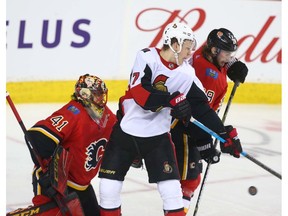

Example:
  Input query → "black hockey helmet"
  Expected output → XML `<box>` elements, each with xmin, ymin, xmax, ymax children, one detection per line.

<box><xmin>207</xmin><ymin>28</ymin><xmax>238</xmax><ymax>52</ymax></box>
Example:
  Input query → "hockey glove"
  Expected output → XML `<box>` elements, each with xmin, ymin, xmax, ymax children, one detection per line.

<box><xmin>168</xmin><ymin>91</ymin><xmax>192</xmax><ymax>127</ymax></box>
<box><xmin>196</xmin><ymin>142</ymin><xmax>221</xmax><ymax>164</ymax></box>
<box><xmin>38</xmin><ymin>145</ymin><xmax>72</xmax><ymax>198</ymax></box>
<box><xmin>227</xmin><ymin>61</ymin><xmax>248</xmax><ymax>83</ymax></box>
<box><xmin>219</xmin><ymin>125</ymin><xmax>242</xmax><ymax>158</ymax></box>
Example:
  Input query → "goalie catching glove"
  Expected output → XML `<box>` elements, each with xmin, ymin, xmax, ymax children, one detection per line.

<box><xmin>168</xmin><ymin>91</ymin><xmax>191</xmax><ymax>127</ymax></box>
<box><xmin>219</xmin><ymin>125</ymin><xmax>242</xmax><ymax>158</ymax></box>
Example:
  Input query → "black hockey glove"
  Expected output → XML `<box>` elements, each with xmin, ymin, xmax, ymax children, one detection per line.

<box><xmin>219</xmin><ymin>125</ymin><xmax>242</xmax><ymax>158</ymax></box>
<box><xmin>227</xmin><ymin>61</ymin><xmax>248</xmax><ymax>83</ymax></box>
<box><xmin>168</xmin><ymin>91</ymin><xmax>192</xmax><ymax>127</ymax></box>
<box><xmin>197</xmin><ymin>142</ymin><xmax>221</xmax><ymax>164</ymax></box>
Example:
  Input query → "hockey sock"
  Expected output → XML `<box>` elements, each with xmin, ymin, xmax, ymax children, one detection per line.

<box><xmin>158</xmin><ymin>180</ymin><xmax>184</xmax><ymax>211</ymax></box>
<box><xmin>99</xmin><ymin>178</ymin><xmax>122</xmax><ymax>208</ymax></box>
<box><xmin>164</xmin><ymin>208</ymin><xmax>185</xmax><ymax>216</ymax></box>
<box><xmin>100</xmin><ymin>206</ymin><xmax>121</xmax><ymax>216</ymax></box>
<box><xmin>180</xmin><ymin>174</ymin><xmax>201</xmax><ymax>214</ymax></box>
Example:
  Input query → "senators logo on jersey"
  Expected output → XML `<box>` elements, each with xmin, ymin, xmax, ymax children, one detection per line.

<box><xmin>153</xmin><ymin>74</ymin><xmax>169</xmax><ymax>92</ymax></box>
<box><xmin>85</xmin><ymin>138</ymin><xmax>106</xmax><ymax>171</ymax></box>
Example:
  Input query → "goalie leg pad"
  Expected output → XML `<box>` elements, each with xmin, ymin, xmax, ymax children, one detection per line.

<box><xmin>7</xmin><ymin>192</ymin><xmax>84</xmax><ymax>216</ymax></box>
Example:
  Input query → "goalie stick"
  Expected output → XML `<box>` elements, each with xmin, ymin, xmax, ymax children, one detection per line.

<box><xmin>6</xmin><ymin>91</ymin><xmax>77</xmax><ymax>216</ymax></box>
<box><xmin>6</xmin><ymin>91</ymin><xmax>46</xmax><ymax>170</ymax></box>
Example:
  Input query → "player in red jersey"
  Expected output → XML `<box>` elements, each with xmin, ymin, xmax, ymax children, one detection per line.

<box><xmin>7</xmin><ymin>74</ymin><xmax>117</xmax><ymax>216</ymax></box>
<box><xmin>170</xmin><ymin>28</ymin><xmax>248</xmax><ymax>214</ymax></box>
<box><xmin>98</xmin><ymin>22</ymin><xmax>243</xmax><ymax>216</ymax></box>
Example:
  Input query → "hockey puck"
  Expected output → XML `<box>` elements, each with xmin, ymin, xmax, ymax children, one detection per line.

<box><xmin>248</xmin><ymin>186</ymin><xmax>257</xmax><ymax>195</ymax></box>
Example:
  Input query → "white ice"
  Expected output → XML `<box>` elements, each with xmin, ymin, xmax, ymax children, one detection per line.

<box><xmin>6</xmin><ymin>102</ymin><xmax>282</xmax><ymax>215</ymax></box>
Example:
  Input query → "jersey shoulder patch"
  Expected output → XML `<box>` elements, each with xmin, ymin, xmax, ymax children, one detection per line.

<box><xmin>205</xmin><ymin>68</ymin><xmax>218</xmax><ymax>79</ymax></box>
<box><xmin>67</xmin><ymin>105</ymin><xmax>80</xmax><ymax>115</ymax></box>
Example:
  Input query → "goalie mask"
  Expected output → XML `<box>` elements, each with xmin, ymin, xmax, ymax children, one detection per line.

<box><xmin>74</xmin><ymin>74</ymin><xmax>108</xmax><ymax>127</ymax></box>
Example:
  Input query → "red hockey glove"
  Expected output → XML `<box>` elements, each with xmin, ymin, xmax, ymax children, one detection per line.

<box><xmin>219</xmin><ymin>125</ymin><xmax>242</xmax><ymax>158</ymax></box>
<box><xmin>168</xmin><ymin>91</ymin><xmax>191</xmax><ymax>127</ymax></box>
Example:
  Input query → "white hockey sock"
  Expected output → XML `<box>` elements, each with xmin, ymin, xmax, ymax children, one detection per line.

<box><xmin>157</xmin><ymin>180</ymin><xmax>184</xmax><ymax>211</ymax></box>
<box><xmin>99</xmin><ymin>178</ymin><xmax>123</xmax><ymax>209</ymax></box>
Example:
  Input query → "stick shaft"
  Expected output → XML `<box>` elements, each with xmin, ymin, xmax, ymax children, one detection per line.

<box><xmin>190</xmin><ymin>116</ymin><xmax>282</xmax><ymax>180</ymax></box>
<box><xmin>221</xmin><ymin>81</ymin><xmax>239</xmax><ymax>124</ymax></box>
<box><xmin>192</xmin><ymin>82</ymin><xmax>239</xmax><ymax>216</ymax></box>
<box><xmin>241</xmin><ymin>152</ymin><xmax>282</xmax><ymax>179</ymax></box>
<box><xmin>6</xmin><ymin>91</ymin><xmax>45</xmax><ymax>169</ymax></box>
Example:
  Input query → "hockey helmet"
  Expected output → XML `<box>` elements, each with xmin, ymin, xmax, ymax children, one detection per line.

<box><xmin>74</xmin><ymin>74</ymin><xmax>108</xmax><ymax>125</ymax></box>
<box><xmin>163</xmin><ymin>22</ymin><xmax>197</xmax><ymax>53</ymax></box>
<box><xmin>207</xmin><ymin>28</ymin><xmax>238</xmax><ymax>52</ymax></box>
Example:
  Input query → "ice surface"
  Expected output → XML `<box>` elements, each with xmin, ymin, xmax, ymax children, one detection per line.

<box><xmin>6</xmin><ymin>102</ymin><xmax>282</xmax><ymax>215</ymax></box>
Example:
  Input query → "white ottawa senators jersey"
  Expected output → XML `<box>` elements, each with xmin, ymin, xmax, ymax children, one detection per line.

<box><xmin>119</xmin><ymin>47</ymin><xmax>205</xmax><ymax>137</ymax></box>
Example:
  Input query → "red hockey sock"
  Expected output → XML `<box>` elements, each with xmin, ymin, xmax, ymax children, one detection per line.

<box><xmin>100</xmin><ymin>206</ymin><xmax>121</xmax><ymax>216</ymax></box>
<box><xmin>180</xmin><ymin>175</ymin><xmax>201</xmax><ymax>200</ymax></box>
<box><xmin>164</xmin><ymin>208</ymin><xmax>185</xmax><ymax>216</ymax></box>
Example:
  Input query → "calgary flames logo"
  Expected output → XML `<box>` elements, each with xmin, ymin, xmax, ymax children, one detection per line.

<box><xmin>85</xmin><ymin>139</ymin><xmax>106</xmax><ymax>171</ymax></box>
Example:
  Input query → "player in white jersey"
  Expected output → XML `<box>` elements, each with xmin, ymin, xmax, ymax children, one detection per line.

<box><xmin>98</xmin><ymin>22</ymin><xmax>242</xmax><ymax>216</ymax></box>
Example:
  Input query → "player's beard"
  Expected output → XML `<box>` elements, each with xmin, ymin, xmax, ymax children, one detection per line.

<box><xmin>212</xmin><ymin>56</ymin><xmax>222</xmax><ymax>70</ymax></box>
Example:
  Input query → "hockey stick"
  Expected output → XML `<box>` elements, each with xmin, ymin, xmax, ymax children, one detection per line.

<box><xmin>190</xmin><ymin>116</ymin><xmax>282</xmax><ymax>180</ymax></box>
<box><xmin>192</xmin><ymin>81</ymin><xmax>239</xmax><ymax>216</ymax></box>
<box><xmin>6</xmin><ymin>91</ymin><xmax>73</xmax><ymax>216</ymax></box>
<box><xmin>6</xmin><ymin>91</ymin><xmax>46</xmax><ymax>169</ymax></box>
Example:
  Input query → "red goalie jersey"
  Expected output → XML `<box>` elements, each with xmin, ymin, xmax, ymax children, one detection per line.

<box><xmin>28</xmin><ymin>100</ymin><xmax>117</xmax><ymax>189</ymax></box>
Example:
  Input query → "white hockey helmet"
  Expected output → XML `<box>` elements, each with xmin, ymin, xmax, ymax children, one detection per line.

<box><xmin>163</xmin><ymin>22</ymin><xmax>196</xmax><ymax>53</ymax></box>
